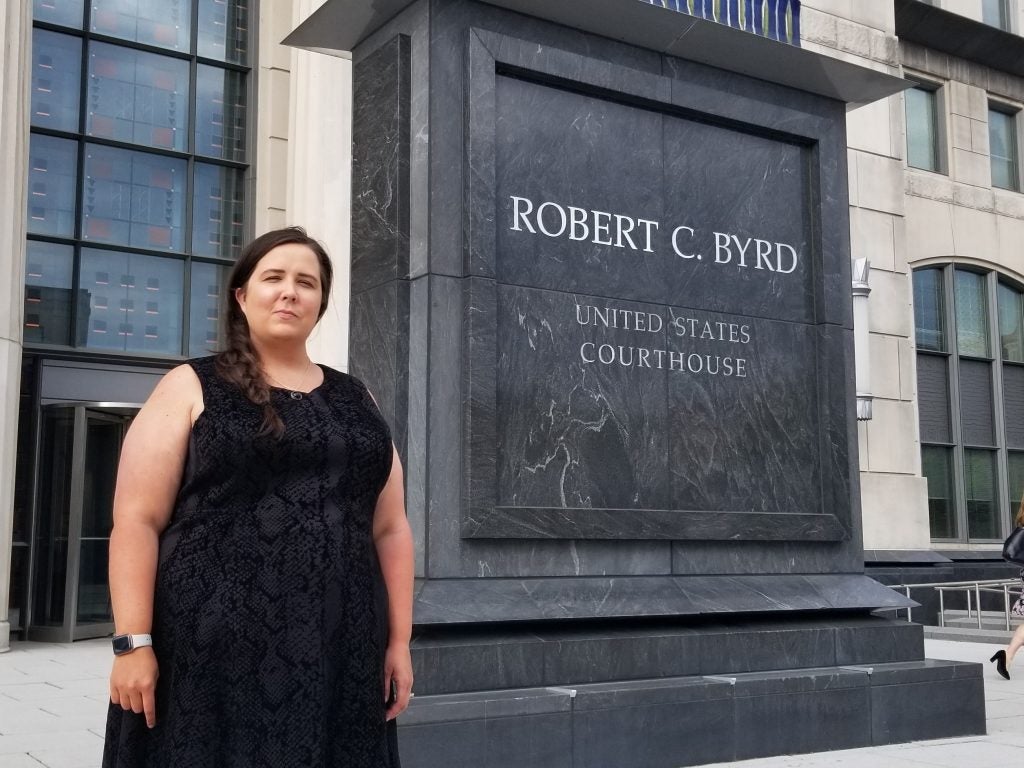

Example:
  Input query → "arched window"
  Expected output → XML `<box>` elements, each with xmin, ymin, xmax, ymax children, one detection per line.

<box><xmin>913</xmin><ymin>265</ymin><xmax>1024</xmax><ymax>542</ymax></box>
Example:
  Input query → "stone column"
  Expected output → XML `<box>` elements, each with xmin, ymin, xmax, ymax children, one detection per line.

<box><xmin>0</xmin><ymin>0</ymin><xmax>31</xmax><ymax>652</ymax></box>
<box><xmin>288</xmin><ymin>0</ymin><xmax>354</xmax><ymax>372</ymax></box>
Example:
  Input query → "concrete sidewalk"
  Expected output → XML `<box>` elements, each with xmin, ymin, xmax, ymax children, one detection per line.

<box><xmin>1</xmin><ymin>638</ymin><xmax>1021</xmax><ymax>768</ymax></box>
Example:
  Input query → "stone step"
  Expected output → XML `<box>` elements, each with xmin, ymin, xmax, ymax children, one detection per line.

<box><xmin>924</xmin><ymin>624</ymin><xmax>1017</xmax><ymax>643</ymax></box>
<box><xmin>399</xmin><ymin>659</ymin><xmax>985</xmax><ymax>768</ymax></box>
<box><xmin>411</xmin><ymin>615</ymin><xmax>926</xmax><ymax>695</ymax></box>
<box><xmin>940</xmin><ymin>609</ymin><xmax>1024</xmax><ymax>632</ymax></box>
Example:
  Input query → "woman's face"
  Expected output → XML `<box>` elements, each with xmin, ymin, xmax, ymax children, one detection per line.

<box><xmin>235</xmin><ymin>243</ymin><xmax>324</xmax><ymax>346</ymax></box>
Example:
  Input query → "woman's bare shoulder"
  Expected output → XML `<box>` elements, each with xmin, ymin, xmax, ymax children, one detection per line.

<box><xmin>141</xmin><ymin>363</ymin><xmax>204</xmax><ymax>423</ymax></box>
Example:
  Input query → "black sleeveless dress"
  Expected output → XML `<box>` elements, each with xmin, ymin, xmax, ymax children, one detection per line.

<box><xmin>103</xmin><ymin>356</ymin><xmax>400</xmax><ymax>768</ymax></box>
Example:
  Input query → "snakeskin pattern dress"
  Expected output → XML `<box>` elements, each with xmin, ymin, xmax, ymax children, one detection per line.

<box><xmin>1013</xmin><ymin>569</ymin><xmax>1024</xmax><ymax>618</ymax></box>
<box><xmin>103</xmin><ymin>356</ymin><xmax>400</xmax><ymax>768</ymax></box>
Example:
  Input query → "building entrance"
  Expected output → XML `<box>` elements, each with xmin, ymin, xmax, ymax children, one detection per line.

<box><xmin>28</xmin><ymin>403</ymin><xmax>138</xmax><ymax>642</ymax></box>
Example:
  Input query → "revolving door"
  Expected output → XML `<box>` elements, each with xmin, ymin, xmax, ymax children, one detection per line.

<box><xmin>28</xmin><ymin>403</ymin><xmax>138</xmax><ymax>642</ymax></box>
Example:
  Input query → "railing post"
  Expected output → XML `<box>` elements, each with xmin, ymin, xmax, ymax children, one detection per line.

<box><xmin>939</xmin><ymin>589</ymin><xmax>945</xmax><ymax>628</ymax></box>
<box><xmin>976</xmin><ymin>584</ymin><xmax>983</xmax><ymax>629</ymax></box>
<box><xmin>1005</xmin><ymin>584</ymin><xmax>1011</xmax><ymax>632</ymax></box>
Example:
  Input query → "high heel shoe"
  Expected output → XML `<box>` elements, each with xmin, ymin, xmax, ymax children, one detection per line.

<box><xmin>990</xmin><ymin>650</ymin><xmax>1010</xmax><ymax>680</ymax></box>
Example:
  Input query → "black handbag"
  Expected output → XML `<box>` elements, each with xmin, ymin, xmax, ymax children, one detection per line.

<box><xmin>1003</xmin><ymin>526</ymin><xmax>1024</xmax><ymax>566</ymax></box>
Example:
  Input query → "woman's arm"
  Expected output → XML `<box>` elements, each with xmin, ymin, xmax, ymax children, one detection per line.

<box><xmin>108</xmin><ymin>363</ymin><xmax>201</xmax><ymax>728</ymax></box>
<box><xmin>372</xmin><ymin>446</ymin><xmax>415</xmax><ymax>721</ymax></box>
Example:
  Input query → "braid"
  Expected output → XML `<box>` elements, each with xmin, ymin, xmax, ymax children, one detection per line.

<box><xmin>212</xmin><ymin>226</ymin><xmax>332</xmax><ymax>439</ymax></box>
<box><xmin>215</xmin><ymin>313</ymin><xmax>284</xmax><ymax>438</ymax></box>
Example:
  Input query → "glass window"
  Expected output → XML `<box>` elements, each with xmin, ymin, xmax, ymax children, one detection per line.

<box><xmin>188</xmin><ymin>261</ymin><xmax>228</xmax><ymax>356</ymax></box>
<box><xmin>80</xmin><ymin>248</ymin><xmax>184</xmax><ymax>354</ymax></box>
<box><xmin>955</xmin><ymin>270</ymin><xmax>989</xmax><ymax>357</ymax></box>
<box><xmin>998</xmin><ymin>283</ymin><xmax>1024</xmax><ymax>362</ymax></box>
<box><xmin>983</xmin><ymin>0</ymin><xmax>1009</xmax><ymax>30</ymax></box>
<box><xmin>27</xmin><ymin>0</ymin><xmax>251</xmax><ymax>359</ymax></box>
<box><xmin>192</xmin><ymin>163</ymin><xmax>244</xmax><ymax>259</ymax></box>
<box><xmin>916</xmin><ymin>265</ymin><xmax>1024</xmax><ymax>543</ymax></box>
<box><xmin>24</xmin><ymin>241</ymin><xmax>76</xmax><ymax>346</ymax></box>
<box><xmin>33</xmin><ymin>0</ymin><xmax>85</xmax><ymax>28</ymax></box>
<box><xmin>195</xmin><ymin>65</ymin><xmax>247</xmax><ymax>161</ymax></box>
<box><xmin>965</xmin><ymin>449</ymin><xmax>999</xmax><ymax>539</ymax></box>
<box><xmin>906</xmin><ymin>85</ymin><xmax>941</xmax><ymax>173</ymax></box>
<box><xmin>27</xmin><ymin>135</ymin><xmax>78</xmax><ymax>238</ymax></box>
<box><xmin>990</xmin><ymin>108</ymin><xmax>1020</xmax><ymax>192</ymax></box>
<box><xmin>923</xmin><ymin>446</ymin><xmax>956</xmax><ymax>539</ymax></box>
<box><xmin>87</xmin><ymin>43</ymin><xmax>190</xmax><ymax>151</ymax></box>
<box><xmin>913</xmin><ymin>268</ymin><xmax>946</xmax><ymax>352</ymax></box>
<box><xmin>198</xmin><ymin>0</ymin><xmax>249</xmax><ymax>64</ymax></box>
<box><xmin>82</xmin><ymin>144</ymin><xmax>187</xmax><ymax>251</ymax></box>
<box><xmin>31</xmin><ymin>30</ymin><xmax>82</xmax><ymax>133</ymax></box>
<box><xmin>90</xmin><ymin>0</ymin><xmax>192</xmax><ymax>52</ymax></box>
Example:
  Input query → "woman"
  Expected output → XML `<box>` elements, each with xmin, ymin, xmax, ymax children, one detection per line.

<box><xmin>991</xmin><ymin>499</ymin><xmax>1024</xmax><ymax>680</ymax></box>
<box><xmin>103</xmin><ymin>227</ymin><xmax>414</xmax><ymax>767</ymax></box>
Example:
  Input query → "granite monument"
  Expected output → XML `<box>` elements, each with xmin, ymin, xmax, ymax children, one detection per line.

<box><xmin>286</xmin><ymin>1</ymin><xmax>987</xmax><ymax>765</ymax></box>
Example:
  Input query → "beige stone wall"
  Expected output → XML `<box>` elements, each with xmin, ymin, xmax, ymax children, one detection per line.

<box><xmin>287</xmin><ymin>1</ymin><xmax>353</xmax><ymax>372</ymax></box>
<box><xmin>253</xmin><ymin>0</ymin><xmax>294</xmax><ymax>234</ymax></box>
<box><xmin>803</xmin><ymin>1</ymin><xmax>934</xmax><ymax>549</ymax></box>
<box><xmin>902</xmin><ymin>42</ymin><xmax>1024</xmax><ymax>281</ymax></box>
<box><xmin>899</xmin><ymin>41</ymin><xmax>1024</xmax><ymax>550</ymax></box>
<box><xmin>255</xmin><ymin>0</ymin><xmax>353</xmax><ymax>372</ymax></box>
<box><xmin>0</xmin><ymin>0</ymin><xmax>31</xmax><ymax>652</ymax></box>
<box><xmin>799</xmin><ymin>0</ymin><xmax>898</xmax><ymax>72</ymax></box>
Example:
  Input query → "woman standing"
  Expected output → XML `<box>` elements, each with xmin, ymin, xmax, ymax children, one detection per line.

<box><xmin>103</xmin><ymin>228</ymin><xmax>414</xmax><ymax>767</ymax></box>
<box><xmin>991</xmin><ymin>499</ymin><xmax>1024</xmax><ymax>680</ymax></box>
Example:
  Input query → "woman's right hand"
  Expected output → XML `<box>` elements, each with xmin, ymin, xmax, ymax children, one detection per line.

<box><xmin>110</xmin><ymin>648</ymin><xmax>159</xmax><ymax>728</ymax></box>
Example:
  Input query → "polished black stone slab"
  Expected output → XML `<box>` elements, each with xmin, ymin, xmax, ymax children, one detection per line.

<box><xmin>460</xmin><ymin>20</ymin><xmax>855</xmax><ymax>547</ymax></box>
<box><xmin>732</xmin><ymin>669</ymin><xmax>872</xmax><ymax>760</ymax></box>
<box><xmin>412</xmin><ymin>575</ymin><xmax>914</xmax><ymax>626</ymax></box>
<box><xmin>573</xmin><ymin>679</ymin><xmax>735</xmax><ymax>768</ymax></box>
<box><xmin>869</xmin><ymin>660</ymin><xmax>988</xmax><ymax>744</ymax></box>
<box><xmin>399</xmin><ymin>687</ymin><xmax>573</xmax><ymax>768</ymax></box>
<box><xmin>398</xmin><ymin>658</ymin><xmax>985</xmax><ymax>768</ymax></box>
<box><xmin>350</xmin><ymin>35</ymin><xmax>410</xmax><ymax>294</ymax></box>
<box><xmin>410</xmin><ymin>615</ymin><xmax>927</xmax><ymax>695</ymax></box>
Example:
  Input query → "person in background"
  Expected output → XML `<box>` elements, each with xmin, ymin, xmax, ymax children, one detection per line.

<box><xmin>991</xmin><ymin>499</ymin><xmax>1024</xmax><ymax>681</ymax></box>
<box><xmin>103</xmin><ymin>227</ymin><xmax>414</xmax><ymax>767</ymax></box>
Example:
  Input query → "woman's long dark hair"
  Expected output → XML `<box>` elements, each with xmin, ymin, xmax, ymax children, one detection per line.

<box><xmin>215</xmin><ymin>227</ymin><xmax>333</xmax><ymax>437</ymax></box>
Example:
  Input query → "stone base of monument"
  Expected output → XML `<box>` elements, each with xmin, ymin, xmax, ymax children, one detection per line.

<box><xmin>400</xmin><ymin>615</ymin><xmax>984</xmax><ymax>768</ymax></box>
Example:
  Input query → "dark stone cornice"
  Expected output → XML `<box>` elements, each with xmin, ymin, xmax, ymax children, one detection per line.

<box><xmin>285</xmin><ymin>0</ymin><xmax>907</xmax><ymax>106</ymax></box>
<box><xmin>895</xmin><ymin>0</ymin><xmax>1024</xmax><ymax>77</ymax></box>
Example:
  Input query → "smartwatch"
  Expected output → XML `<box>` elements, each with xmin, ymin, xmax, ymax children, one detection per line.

<box><xmin>111</xmin><ymin>633</ymin><xmax>153</xmax><ymax>656</ymax></box>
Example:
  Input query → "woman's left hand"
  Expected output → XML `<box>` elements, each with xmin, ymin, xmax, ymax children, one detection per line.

<box><xmin>384</xmin><ymin>641</ymin><xmax>414</xmax><ymax>721</ymax></box>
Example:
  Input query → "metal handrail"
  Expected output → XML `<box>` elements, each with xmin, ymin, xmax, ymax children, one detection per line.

<box><xmin>886</xmin><ymin>578</ymin><xmax>1023</xmax><ymax>630</ymax></box>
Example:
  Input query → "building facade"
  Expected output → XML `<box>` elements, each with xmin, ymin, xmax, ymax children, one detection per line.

<box><xmin>2</xmin><ymin>0</ymin><xmax>1023</xmax><ymax>650</ymax></box>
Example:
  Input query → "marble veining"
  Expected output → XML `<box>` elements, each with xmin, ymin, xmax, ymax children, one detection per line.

<box><xmin>351</xmin><ymin>35</ymin><xmax>411</xmax><ymax>293</ymax></box>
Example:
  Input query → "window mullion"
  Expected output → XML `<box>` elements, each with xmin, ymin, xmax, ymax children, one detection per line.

<box><xmin>946</xmin><ymin>266</ymin><xmax>969</xmax><ymax>542</ymax></box>
<box><xmin>989</xmin><ymin>271</ymin><xmax>1011</xmax><ymax>536</ymax></box>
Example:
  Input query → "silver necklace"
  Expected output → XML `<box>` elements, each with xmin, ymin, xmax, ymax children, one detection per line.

<box><xmin>263</xmin><ymin>359</ymin><xmax>314</xmax><ymax>400</ymax></box>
